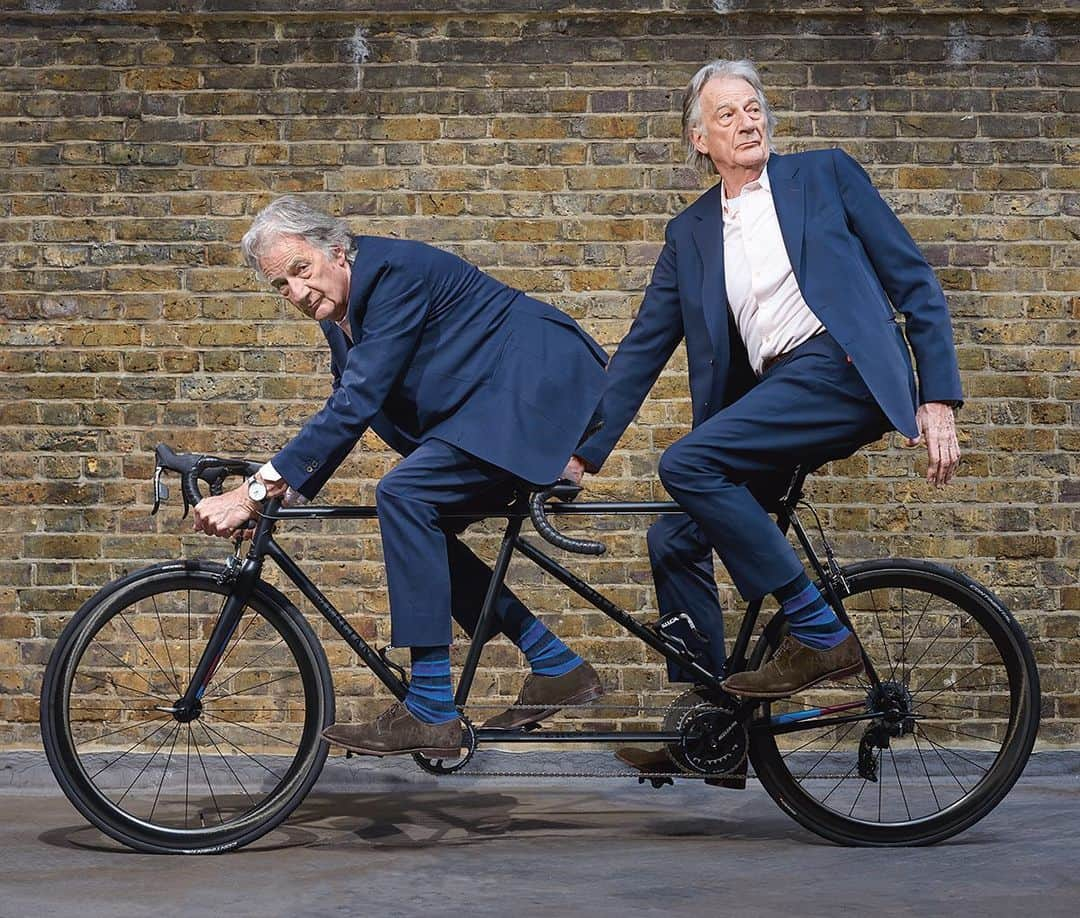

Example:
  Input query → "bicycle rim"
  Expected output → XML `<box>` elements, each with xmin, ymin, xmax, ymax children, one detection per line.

<box><xmin>749</xmin><ymin>560</ymin><xmax>1039</xmax><ymax>846</ymax></box>
<box><xmin>42</xmin><ymin>563</ymin><xmax>332</xmax><ymax>853</ymax></box>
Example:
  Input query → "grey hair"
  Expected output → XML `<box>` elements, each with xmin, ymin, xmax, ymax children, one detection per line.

<box><xmin>682</xmin><ymin>59</ymin><xmax>777</xmax><ymax>174</ymax></box>
<box><xmin>241</xmin><ymin>195</ymin><xmax>356</xmax><ymax>278</ymax></box>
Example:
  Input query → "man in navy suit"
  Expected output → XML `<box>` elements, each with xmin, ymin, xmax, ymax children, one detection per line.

<box><xmin>565</xmin><ymin>59</ymin><xmax>962</xmax><ymax>745</ymax></box>
<box><xmin>194</xmin><ymin>197</ymin><xmax>608</xmax><ymax>757</ymax></box>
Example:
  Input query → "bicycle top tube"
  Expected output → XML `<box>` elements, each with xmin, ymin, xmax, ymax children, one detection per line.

<box><xmin>264</xmin><ymin>499</ymin><xmax>685</xmax><ymax>522</ymax></box>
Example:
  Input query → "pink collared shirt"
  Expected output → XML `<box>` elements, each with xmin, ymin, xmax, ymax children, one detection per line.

<box><xmin>721</xmin><ymin>162</ymin><xmax>824</xmax><ymax>375</ymax></box>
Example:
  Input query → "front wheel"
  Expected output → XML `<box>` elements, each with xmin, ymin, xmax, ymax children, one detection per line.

<box><xmin>749</xmin><ymin>559</ymin><xmax>1040</xmax><ymax>846</ymax></box>
<box><xmin>40</xmin><ymin>560</ymin><xmax>334</xmax><ymax>854</ymax></box>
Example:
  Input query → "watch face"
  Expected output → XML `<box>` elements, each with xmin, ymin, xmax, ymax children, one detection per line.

<box><xmin>248</xmin><ymin>480</ymin><xmax>267</xmax><ymax>502</ymax></box>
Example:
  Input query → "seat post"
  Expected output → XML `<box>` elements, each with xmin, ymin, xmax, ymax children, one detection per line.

<box><xmin>779</xmin><ymin>465</ymin><xmax>807</xmax><ymax>513</ymax></box>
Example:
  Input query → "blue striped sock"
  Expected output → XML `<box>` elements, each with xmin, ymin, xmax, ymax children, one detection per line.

<box><xmin>775</xmin><ymin>572</ymin><xmax>850</xmax><ymax>650</ymax></box>
<box><xmin>404</xmin><ymin>646</ymin><xmax>458</xmax><ymax>724</ymax></box>
<box><xmin>518</xmin><ymin>619</ymin><xmax>583</xmax><ymax>677</ymax></box>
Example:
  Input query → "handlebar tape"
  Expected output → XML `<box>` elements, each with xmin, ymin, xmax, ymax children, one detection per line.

<box><xmin>528</xmin><ymin>485</ymin><xmax>606</xmax><ymax>556</ymax></box>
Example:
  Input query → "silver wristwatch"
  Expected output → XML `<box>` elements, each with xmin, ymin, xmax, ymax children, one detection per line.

<box><xmin>246</xmin><ymin>477</ymin><xmax>268</xmax><ymax>503</ymax></box>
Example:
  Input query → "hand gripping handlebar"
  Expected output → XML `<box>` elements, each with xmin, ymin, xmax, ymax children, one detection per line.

<box><xmin>528</xmin><ymin>481</ymin><xmax>606</xmax><ymax>556</ymax></box>
<box><xmin>152</xmin><ymin>443</ymin><xmax>262</xmax><ymax>518</ymax></box>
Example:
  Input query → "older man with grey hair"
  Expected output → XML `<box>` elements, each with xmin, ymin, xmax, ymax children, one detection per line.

<box><xmin>193</xmin><ymin>196</ymin><xmax>609</xmax><ymax>757</ymax></box>
<box><xmin>565</xmin><ymin>59</ymin><xmax>963</xmax><ymax>779</ymax></box>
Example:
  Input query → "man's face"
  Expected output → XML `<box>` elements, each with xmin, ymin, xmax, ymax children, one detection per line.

<box><xmin>691</xmin><ymin>76</ymin><xmax>769</xmax><ymax>178</ymax></box>
<box><xmin>259</xmin><ymin>234</ymin><xmax>351</xmax><ymax>323</ymax></box>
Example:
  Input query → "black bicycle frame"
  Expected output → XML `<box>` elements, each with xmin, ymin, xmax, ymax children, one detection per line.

<box><xmin>176</xmin><ymin>470</ymin><xmax>880</xmax><ymax>740</ymax></box>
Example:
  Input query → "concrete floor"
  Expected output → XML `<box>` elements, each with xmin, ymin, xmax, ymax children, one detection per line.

<box><xmin>1</xmin><ymin>761</ymin><xmax>1077</xmax><ymax>918</ymax></box>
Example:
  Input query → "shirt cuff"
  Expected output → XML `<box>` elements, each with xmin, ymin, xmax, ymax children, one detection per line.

<box><xmin>259</xmin><ymin>461</ymin><xmax>283</xmax><ymax>483</ymax></box>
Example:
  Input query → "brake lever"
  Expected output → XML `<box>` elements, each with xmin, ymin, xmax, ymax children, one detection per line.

<box><xmin>151</xmin><ymin>465</ymin><xmax>169</xmax><ymax>515</ymax></box>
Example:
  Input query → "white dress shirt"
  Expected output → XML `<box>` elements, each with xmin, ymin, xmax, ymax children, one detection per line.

<box><xmin>722</xmin><ymin>162</ymin><xmax>824</xmax><ymax>375</ymax></box>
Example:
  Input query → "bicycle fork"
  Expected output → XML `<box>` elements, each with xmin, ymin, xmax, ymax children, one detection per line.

<box><xmin>167</xmin><ymin>548</ymin><xmax>263</xmax><ymax>722</ymax></box>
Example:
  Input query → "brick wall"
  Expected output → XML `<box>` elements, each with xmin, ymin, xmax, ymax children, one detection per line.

<box><xmin>1</xmin><ymin>1</ymin><xmax>1077</xmax><ymax>747</ymax></box>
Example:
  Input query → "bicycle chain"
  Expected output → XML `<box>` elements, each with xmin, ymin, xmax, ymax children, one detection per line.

<box><xmin>418</xmin><ymin>698</ymin><xmax>752</xmax><ymax>781</ymax></box>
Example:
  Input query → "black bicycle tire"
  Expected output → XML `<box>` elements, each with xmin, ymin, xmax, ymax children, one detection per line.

<box><xmin>40</xmin><ymin>560</ymin><xmax>334</xmax><ymax>854</ymax></box>
<box><xmin>749</xmin><ymin>559</ymin><xmax>1040</xmax><ymax>846</ymax></box>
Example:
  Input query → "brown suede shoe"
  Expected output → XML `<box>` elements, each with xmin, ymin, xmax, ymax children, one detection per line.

<box><xmin>482</xmin><ymin>661</ymin><xmax>603</xmax><ymax>729</ymax></box>
<box><xmin>616</xmin><ymin>746</ymin><xmax>747</xmax><ymax>789</ymax></box>
<box><xmin>322</xmin><ymin>702</ymin><xmax>463</xmax><ymax>757</ymax></box>
<box><xmin>722</xmin><ymin>632</ymin><xmax>864</xmax><ymax>700</ymax></box>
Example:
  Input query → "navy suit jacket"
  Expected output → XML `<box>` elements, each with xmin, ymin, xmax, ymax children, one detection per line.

<box><xmin>576</xmin><ymin>148</ymin><xmax>963</xmax><ymax>470</ymax></box>
<box><xmin>273</xmin><ymin>236</ymin><xmax>608</xmax><ymax>498</ymax></box>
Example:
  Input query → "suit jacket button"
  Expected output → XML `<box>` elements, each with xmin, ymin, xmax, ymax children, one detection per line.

<box><xmin>305</xmin><ymin>465</ymin><xmax>314</xmax><ymax>473</ymax></box>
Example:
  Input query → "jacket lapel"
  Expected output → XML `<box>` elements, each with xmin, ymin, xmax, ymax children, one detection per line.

<box><xmin>346</xmin><ymin>235</ymin><xmax>371</xmax><ymax>341</ymax></box>
<box><xmin>767</xmin><ymin>154</ymin><xmax>806</xmax><ymax>283</ymax></box>
<box><xmin>690</xmin><ymin>185</ymin><xmax>728</xmax><ymax>352</ymax></box>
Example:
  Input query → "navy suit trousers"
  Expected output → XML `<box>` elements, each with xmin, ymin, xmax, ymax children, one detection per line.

<box><xmin>376</xmin><ymin>438</ymin><xmax>535</xmax><ymax>647</ymax></box>
<box><xmin>653</xmin><ymin>332</ymin><xmax>892</xmax><ymax>678</ymax></box>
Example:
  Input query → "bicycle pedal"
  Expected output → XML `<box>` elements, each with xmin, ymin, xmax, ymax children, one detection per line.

<box><xmin>521</xmin><ymin>721</ymin><xmax>543</xmax><ymax>732</ymax></box>
<box><xmin>638</xmin><ymin>775</ymin><xmax>674</xmax><ymax>789</ymax></box>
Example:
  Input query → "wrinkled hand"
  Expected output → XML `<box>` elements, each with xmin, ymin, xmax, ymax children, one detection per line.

<box><xmin>193</xmin><ymin>484</ymin><xmax>259</xmax><ymax>539</ymax></box>
<box><xmin>905</xmin><ymin>402</ymin><xmax>960</xmax><ymax>487</ymax></box>
<box><xmin>561</xmin><ymin>455</ymin><xmax>587</xmax><ymax>486</ymax></box>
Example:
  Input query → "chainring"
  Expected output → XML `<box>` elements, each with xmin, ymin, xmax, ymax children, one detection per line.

<box><xmin>663</xmin><ymin>688</ymin><xmax>748</xmax><ymax>776</ymax></box>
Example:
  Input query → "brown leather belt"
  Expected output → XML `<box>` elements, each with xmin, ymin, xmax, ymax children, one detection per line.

<box><xmin>760</xmin><ymin>351</ymin><xmax>784</xmax><ymax>374</ymax></box>
<box><xmin>760</xmin><ymin>330</ymin><xmax>832</xmax><ymax>375</ymax></box>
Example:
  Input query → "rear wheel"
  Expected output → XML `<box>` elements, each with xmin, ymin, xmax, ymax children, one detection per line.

<box><xmin>749</xmin><ymin>560</ymin><xmax>1039</xmax><ymax>846</ymax></box>
<box><xmin>40</xmin><ymin>561</ymin><xmax>334</xmax><ymax>854</ymax></box>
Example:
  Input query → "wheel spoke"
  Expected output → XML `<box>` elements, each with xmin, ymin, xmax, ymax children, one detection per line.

<box><xmin>77</xmin><ymin>711</ymin><xmax>171</xmax><ymax>746</ymax></box>
<box><xmin>89</xmin><ymin>719</ymin><xmax>174</xmax><ymax>780</ymax></box>
<box><xmin>150</xmin><ymin>593</ymin><xmax>183</xmax><ymax>697</ymax></box>
<box><xmin>116</xmin><ymin>609</ymin><xmax>182</xmax><ymax>697</ymax></box>
<box><xmin>820</xmin><ymin>756</ymin><xmax>862</xmax><ymax>805</ymax></box>
<box><xmin>206</xmin><ymin>636</ymin><xmax>288</xmax><ymax>700</ymax></box>
<box><xmin>117</xmin><ymin>722</ymin><xmax>180</xmax><ymax>806</ymax></box>
<box><xmin>896</xmin><ymin>589</ymin><xmax>935</xmax><ymax>685</ymax></box>
<box><xmin>868</xmin><ymin>589</ymin><xmax>895</xmax><ymax>677</ymax></box>
<box><xmin>199</xmin><ymin>718</ymin><xmax>285</xmax><ymax>784</ymax></box>
<box><xmin>795</xmin><ymin>721</ymin><xmax>859</xmax><ymax>783</ymax></box>
<box><xmin>888</xmin><ymin>745</ymin><xmax>911</xmax><ymax>821</ymax></box>
<box><xmin>207</xmin><ymin>609</ymin><xmax>264</xmax><ymax>689</ymax></box>
<box><xmin>909</xmin><ymin>634</ymin><xmax>979</xmax><ymax>697</ymax></box>
<box><xmin>204</xmin><ymin>671</ymin><xmax>298</xmax><ymax>703</ymax></box>
<box><xmin>194</xmin><ymin>721</ymin><xmax>257</xmax><ymax>805</ymax></box>
<box><xmin>912</xmin><ymin>663</ymin><xmax>996</xmax><ymax>709</ymax></box>
<box><xmin>904</xmin><ymin>613</ymin><xmax>959</xmax><ymax>677</ymax></box>
<box><xmin>916</xmin><ymin>726</ymin><xmax>969</xmax><ymax>793</ymax></box>
<box><xmin>81</xmin><ymin>647</ymin><xmax>170</xmax><ymax>700</ymax></box>
<box><xmin>189</xmin><ymin>725</ymin><xmax>225</xmax><ymax>827</ymax></box>
<box><xmin>911</xmin><ymin>730</ymin><xmax>942</xmax><ymax>811</ymax></box>
<box><xmin>201</xmin><ymin>709</ymin><xmax>302</xmax><ymax>751</ymax></box>
<box><xmin>150</xmin><ymin>721</ymin><xmax>184</xmax><ymax>822</ymax></box>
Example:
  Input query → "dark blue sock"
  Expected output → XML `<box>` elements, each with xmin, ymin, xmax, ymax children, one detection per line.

<box><xmin>404</xmin><ymin>645</ymin><xmax>458</xmax><ymax>724</ymax></box>
<box><xmin>498</xmin><ymin>601</ymin><xmax>583</xmax><ymax>678</ymax></box>
<box><xmin>775</xmin><ymin>572</ymin><xmax>850</xmax><ymax>650</ymax></box>
<box><xmin>518</xmin><ymin>619</ymin><xmax>583</xmax><ymax>677</ymax></box>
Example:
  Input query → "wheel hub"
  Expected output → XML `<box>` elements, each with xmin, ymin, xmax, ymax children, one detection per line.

<box><xmin>171</xmin><ymin>699</ymin><xmax>203</xmax><ymax>723</ymax></box>
<box><xmin>867</xmin><ymin>680</ymin><xmax>914</xmax><ymax>731</ymax></box>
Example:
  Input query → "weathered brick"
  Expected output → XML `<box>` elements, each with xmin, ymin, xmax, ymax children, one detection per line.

<box><xmin>0</xmin><ymin>7</ymin><xmax>1075</xmax><ymax>748</ymax></box>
